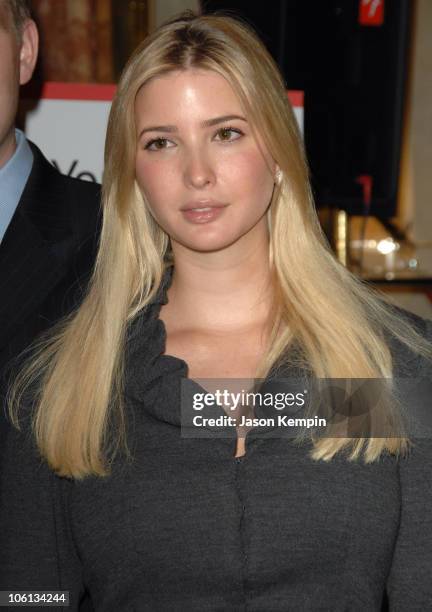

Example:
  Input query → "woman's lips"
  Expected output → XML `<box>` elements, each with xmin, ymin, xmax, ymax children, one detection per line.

<box><xmin>181</xmin><ymin>204</ymin><xmax>228</xmax><ymax>224</ymax></box>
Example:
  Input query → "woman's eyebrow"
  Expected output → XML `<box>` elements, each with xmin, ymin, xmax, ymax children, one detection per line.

<box><xmin>138</xmin><ymin>114</ymin><xmax>247</xmax><ymax>138</ymax></box>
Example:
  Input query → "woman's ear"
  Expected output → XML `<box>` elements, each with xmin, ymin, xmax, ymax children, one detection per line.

<box><xmin>19</xmin><ymin>19</ymin><xmax>39</xmax><ymax>86</ymax></box>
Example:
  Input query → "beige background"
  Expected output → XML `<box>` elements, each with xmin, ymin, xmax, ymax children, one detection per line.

<box><xmin>399</xmin><ymin>0</ymin><xmax>432</xmax><ymax>247</ymax></box>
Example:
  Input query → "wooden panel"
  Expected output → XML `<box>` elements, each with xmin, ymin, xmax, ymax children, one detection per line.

<box><xmin>32</xmin><ymin>0</ymin><xmax>114</xmax><ymax>82</ymax></box>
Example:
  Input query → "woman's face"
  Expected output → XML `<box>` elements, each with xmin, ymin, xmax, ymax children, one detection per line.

<box><xmin>134</xmin><ymin>68</ymin><xmax>277</xmax><ymax>253</ymax></box>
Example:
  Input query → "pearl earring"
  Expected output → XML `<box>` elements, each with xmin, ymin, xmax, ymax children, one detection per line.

<box><xmin>275</xmin><ymin>169</ymin><xmax>282</xmax><ymax>185</ymax></box>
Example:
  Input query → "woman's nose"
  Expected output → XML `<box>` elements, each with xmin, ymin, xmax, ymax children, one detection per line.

<box><xmin>183</xmin><ymin>151</ymin><xmax>216</xmax><ymax>189</ymax></box>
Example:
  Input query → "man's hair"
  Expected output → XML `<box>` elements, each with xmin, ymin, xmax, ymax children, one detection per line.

<box><xmin>1</xmin><ymin>0</ymin><xmax>31</xmax><ymax>34</ymax></box>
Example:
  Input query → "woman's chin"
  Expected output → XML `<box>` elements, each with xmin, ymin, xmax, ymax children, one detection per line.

<box><xmin>171</xmin><ymin>232</ymin><xmax>243</xmax><ymax>255</ymax></box>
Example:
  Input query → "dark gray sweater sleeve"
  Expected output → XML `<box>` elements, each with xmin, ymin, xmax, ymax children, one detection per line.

<box><xmin>386</xmin><ymin>318</ymin><xmax>432</xmax><ymax>610</ymax></box>
<box><xmin>0</xmin><ymin>420</ymin><xmax>87</xmax><ymax>611</ymax></box>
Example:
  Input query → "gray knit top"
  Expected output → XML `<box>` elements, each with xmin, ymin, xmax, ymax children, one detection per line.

<box><xmin>1</xmin><ymin>270</ymin><xmax>432</xmax><ymax>611</ymax></box>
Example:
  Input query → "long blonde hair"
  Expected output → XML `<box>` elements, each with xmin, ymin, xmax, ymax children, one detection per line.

<box><xmin>8</xmin><ymin>11</ymin><xmax>432</xmax><ymax>478</ymax></box>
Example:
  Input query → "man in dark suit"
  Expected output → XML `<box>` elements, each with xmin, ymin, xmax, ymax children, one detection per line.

<box><xmin>0</xmin><ymin>5</ymin><xmax>99</xmax><ymax>608</ymax></box>
<box><xmin>0</xmin><ymin>1</ymin><xmax>100</xmax><ymax>423</ymax></box>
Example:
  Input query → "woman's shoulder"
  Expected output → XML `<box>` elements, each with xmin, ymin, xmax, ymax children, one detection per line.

<box><xmin>388</xmin><ymin>303</ymin><xmax>432</xmax><ymax>331</ymax></box>
<box><xmin>381</xmin><ymin>303</ymin><xmax>432</xmax><ymax>377</ymax></box>
<box><xmin>381</xmin><ymin>305</ymin><xmax>432</xmax><ymax>445</ymax></box>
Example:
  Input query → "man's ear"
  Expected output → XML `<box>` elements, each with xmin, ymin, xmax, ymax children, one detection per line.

<box><xmin>19</xmin><ymin>19</ymin><xmax>39</xmax><ymax>86</ymax></box>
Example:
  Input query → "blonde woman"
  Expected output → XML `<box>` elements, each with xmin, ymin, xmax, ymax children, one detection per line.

<box><xmin>1</xmin><ymin>11</ymin><xmax>432</xmax><ymax>611</ymax></box>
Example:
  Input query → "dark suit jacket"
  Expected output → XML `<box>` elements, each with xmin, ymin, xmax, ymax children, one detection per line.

<box><xmin>0</xmin><ymin>141</ymin><xmax>100</xmax><ymax>439</ymax></box>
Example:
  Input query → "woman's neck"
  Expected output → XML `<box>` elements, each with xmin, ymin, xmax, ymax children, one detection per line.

<box><xmin>167</xmin><ymin>226</ymin><xmax>273</xmax><ymax>332</ymax></box>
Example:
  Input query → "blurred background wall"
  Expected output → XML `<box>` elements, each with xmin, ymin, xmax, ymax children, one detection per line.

<box><xmin>32</xmin><ymin>0</ymin><xmax>113</xmax><ymax>82</ymax></box>
<box><xmin>407</xmin><ymin>0</ymin><xmax>432</xmax><ymax>249</ymax></box>
<box><xmin>31</xmin><ymin>0</ymin><xmax>200</xmax><ymax>82</ymax></box>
